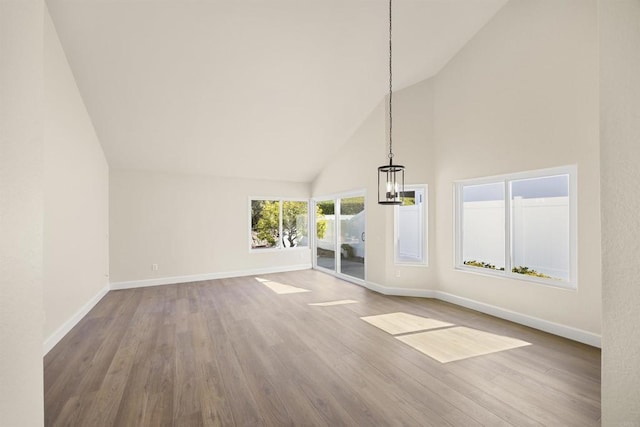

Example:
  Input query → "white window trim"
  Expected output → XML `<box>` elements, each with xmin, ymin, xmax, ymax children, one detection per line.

<box><xmin>454</xmin><ymin>165</ymin><xmax>578</xmax><ymax>289</ymax></box>
<box><xmin>394</xmin><ymin>184</ymin><xmax>428</xmax><ymax>267</ymax></box>
<box><xmin>248</xmin><ymin>197</ymin><xmax>310</xmax><ymax>253</ymax></box>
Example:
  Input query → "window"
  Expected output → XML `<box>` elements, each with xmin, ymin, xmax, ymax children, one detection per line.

<box><xmin>250</xmin><ymin>199</ymin><xmax>309</xmax><ymax>250</ymax></box>
<box><xmin>455</xmin><ymin>166</ymin><xmax>576</xmax><ymax>288</ymax></box>
<box><xmin>395</xmin><ymin>185</ymin><xmax>428</xmax><ymax>265</ymax></box>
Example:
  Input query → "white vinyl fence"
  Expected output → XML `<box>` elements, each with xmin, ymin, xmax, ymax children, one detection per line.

<box><xmin>462</xmin><ymin>197</ymin><xmax>570</xmax><ymax>280</ymax></box>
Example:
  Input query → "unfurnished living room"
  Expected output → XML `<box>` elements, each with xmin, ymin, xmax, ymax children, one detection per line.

<box><xmin>1</xmin><ymin>0</ymin><xmax>639</xmax><ymax>426</ymax></box>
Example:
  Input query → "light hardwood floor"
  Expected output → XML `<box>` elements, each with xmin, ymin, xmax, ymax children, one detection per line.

<box><xmin>44</xmin><ymin>270</ymin><xmax>601</xmax><ymax>426</ymax></box>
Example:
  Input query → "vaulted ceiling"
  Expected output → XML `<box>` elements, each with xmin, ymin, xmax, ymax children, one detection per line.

<box><xmin>47</xmin><ymin>0</ymin><xmax>508</xmax><ymax>182</ymax></box>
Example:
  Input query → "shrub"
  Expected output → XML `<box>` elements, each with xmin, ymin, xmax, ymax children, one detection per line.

<box><xmin>464</xmin><ymin>260</ymin><xmax>552</xmax><ymax>278</ymax></box>
<box><xmin>511</xmin><ymin>265</ymin><xmax>551</xmax><ymax>279</ymax></box>
<box><xmin>463</xmin><ymin>260</ymin><xmax>502</xmax><ymax>270</ymax></box>
<box><xmin>341</xmin><ymin>243</ymin><xmax>355</xmax><ymax>259</ymax></box>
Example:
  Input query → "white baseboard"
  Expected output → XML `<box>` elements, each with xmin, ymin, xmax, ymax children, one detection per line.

<box><xmin>433</xmin><ymin>291</ymin><xmax>601</xmax><ymax>348</ymax></box>
<box><xmin>360</xmin><ymin>281</ymin><xmax>600</xmax><ymax>347</ymax></box>
<box><xmin>43</xmin><ymin>285</ymin><xmax>109</xmax><ymax>356</ymax></box>
<box><xmin>110</xmin><ymin>264</ymin><xmax>312</xmax><ymax>290</ymax></box>
<box><xmin>362</xmin><ymin>280</ymin><xmax>436</xmax><ymax>298</ymax></box>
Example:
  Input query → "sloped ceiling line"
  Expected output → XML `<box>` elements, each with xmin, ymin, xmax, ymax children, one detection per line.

<box><xmin>46</xmin><ymin>0</ymin><xmax>508</xmax><ymax>182</ymax></box>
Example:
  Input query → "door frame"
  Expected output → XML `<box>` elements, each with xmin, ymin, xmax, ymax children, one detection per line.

<box><xmin>312</xmin><ymin>190</ymin><xmax>367</xmax><ymax>285</ymax></box>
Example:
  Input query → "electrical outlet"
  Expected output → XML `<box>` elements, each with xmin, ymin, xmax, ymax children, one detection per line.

<box><xmin>395</xmin><ymin>270</ymin><xmax>401</xmax><ymax>278</ymax></box>
<box><xmin>152</xmin><ymin>263</ymin><xmax>158</xmax><ymax>271</ymax></box>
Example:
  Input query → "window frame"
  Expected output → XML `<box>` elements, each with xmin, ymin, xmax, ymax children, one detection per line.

<box><xmin>249</xmin><ymin>197</ymin><xmax>310</xmax><ymax>252</ymax></box>
<box><xmin>311</xmin><ymin>189</ymin><xmax>368</xmax><ymax>285</ymax></box>
<box><xmin>454</xmin><ymin>166</ymin><xmax>577</xmax><ymax>289</ymax></box>
<box><xmin>394</xmin><ymin>184</ymin><xmax>428</xmax><ymax>266</ymax></box>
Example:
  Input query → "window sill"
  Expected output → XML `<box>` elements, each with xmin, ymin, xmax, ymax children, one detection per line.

<box><xmin>250</xmin><ymin>246</ymin><xmax>310</xmax><ymax>254</ymax></box>
<box><xmin>454</xmin><ymin>265</ymin><xmax>577</xmax><ymax>291</ymax></box>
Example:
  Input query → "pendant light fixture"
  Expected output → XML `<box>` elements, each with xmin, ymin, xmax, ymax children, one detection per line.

<box><xmin>378</xmin><ymin>0</ymin><xmax>404</xmax><ymax>205</ymax></box>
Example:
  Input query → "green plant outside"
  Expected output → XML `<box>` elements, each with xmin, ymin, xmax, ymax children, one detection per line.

<box><xmin>315</xmin><ymin>205</ymin><xmax>327</xmax><ymax>239</ymax></box>
<box><xmin>316</xmin><ymin>199</ymin><xmax>363</xmax><ymax>216</ymax></box>
<box><xmin>340</xmin><ymin>243</ymin><xmax>355</xmax><ymax>259</ymax></box>
<box><xmin>252</xmin><ymin>200</ymin><xmax>326</xmax><ymax>248</ymax></box>
<box><xmin>463</xmin><ymin>260</ymin><xmax>552</xmax><ymax>279</ymax></box>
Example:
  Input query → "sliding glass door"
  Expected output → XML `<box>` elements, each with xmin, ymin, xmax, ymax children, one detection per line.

<box><xmin>339</xmin><ymin>196</ymin><xmax>365</xmax><ymax>280</ymax></box>
<box><xmin>313</xmin><ymin>192</ymin><xmax>366</xmax><ymax>283</ymax></box>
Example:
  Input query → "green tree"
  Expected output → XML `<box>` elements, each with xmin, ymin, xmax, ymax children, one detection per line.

<box><xmin>317</xmin><ymin>201</ymin><xmax>334</xmax><ymax>215</ymax></box>
<box><xmin>282</xmin><ymin>201</ymin><xmax>308</xmax><ymax>247</ymax></box>
<box><xmin>316</xmin><ymin>205</ymin><xmax>327</xmax><ymax>239</ymax></box>
<box><xmin>253</xmin><ymin>200</ymin><xmax>327</xmax><ymax>248</ymax></box>
<box><xmin>251</xmin><ymin>200</ymin><xmax>327</xmax><ymax>248</ymax></box>
<box><xmin>254</xmin><ymin>201</ymin><xmax>280</xmax><ymax>247</ymax></box>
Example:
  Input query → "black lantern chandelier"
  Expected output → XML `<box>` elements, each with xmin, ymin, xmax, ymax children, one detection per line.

<box><xmin>378</xmin><ymin>0</ymin><xmax>405</xmax><ymax>205</ymax></box>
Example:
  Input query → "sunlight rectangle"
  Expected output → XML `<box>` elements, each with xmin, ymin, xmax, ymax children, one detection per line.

<box><xmin>255</xmin><ymin>277</ymin><xmax>311</xmax><ymax>294</ymax></box>
<box><xmin>397</xmin><ymin>326</ymin><xmax>531</xmax><ymax>363</ymax></box>
<box><xmin>308</xmin><ymin>300</ymin><xmax>358</xmax><ymax>306</ymax></box>
<box><xmin>360</xmin><ymin>312</ymin><xmax>453</xmax><ymax>335</ymax></box>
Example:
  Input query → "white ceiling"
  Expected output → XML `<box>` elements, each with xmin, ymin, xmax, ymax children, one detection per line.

<box><xmin>47</xmin><ymin>0</ymin><xmax>508</xmax><ymax>183</ymax></box>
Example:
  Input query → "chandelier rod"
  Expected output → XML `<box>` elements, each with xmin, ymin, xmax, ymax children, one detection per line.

<box><xmin>388</xmin><ymin>0</ymin><xmax>393</xmax><ymax>160</ymax></box>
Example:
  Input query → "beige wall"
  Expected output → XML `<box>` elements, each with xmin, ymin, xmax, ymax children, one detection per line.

<box><xmin>384</xmin><ymin>80</ymin><xmax>436</xmax><ymax>288</ymax></box>
<box><xmin>110</xmin><ymin>169</ymin><xmax>311</xmax><ymax>284</ymax></box>
<box><xmin>600</xmin><ymin>0</ymin><xmax>640</xmax><ymax>424</ymax></box>
<box><xmin>43</xmin><ymin>9</ymin><xmax>110</xmax><ymax>348</ymax></box>
<box><xmin>0</xmin><ymin>0</ymin><xmax>46</xmax><ymax>425</ymax></box>
<box><xmin>432</xmin><ymin>0</ymin><xmax>601</xmax><ymax>335</ymax></box>
<box><xmin>312</xmin><ymin>100</ymin><xmax>388</xmax><ymax>285</ymax></box>
<box><xmin>312</xmin><ymin>0</ymin><xmax>601</xmax><ymax>339</ymax></box>
<box><xmin>312</xmin><ymin>79</ymin><xmax>437</xmax><ymax>289</ymax></box>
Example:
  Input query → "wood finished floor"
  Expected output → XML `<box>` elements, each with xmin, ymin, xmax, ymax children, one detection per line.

<box><xmin>44</xmin><ymin>270</ymin><xmax>601</xmax><ymax>426</ymax></box>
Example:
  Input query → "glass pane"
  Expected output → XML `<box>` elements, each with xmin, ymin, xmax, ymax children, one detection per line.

<box><xmin>251</xmin><ymin>200</ymin><xmax>280</xmax><ymax>249</ymax></box>
<box><xmin>315</xmin><ymin>200</ymin><xmax>335</xmax><ymax>271</ymax></box>
<box><xmin>340</xmin><ymin>196</ymin><xmax>365</xmax><ymax>280</ymax></box>
<box><xmin>282</xmin><ymin>201</ymin><xmax>308</xmax><ymax>248</ymax></box>
<box><xmin>397</xmin><ymin>189</ymin><xmax>423</xmax><ymax>263</ymax></box>
<box><xmin>510</xmin><ymin>175</ymin><xmax>570</xmax><ymax>281</ymax></box>
<box><xmin>462</xmin><ymin>182</ymin><xmax>505</xmax><ymax>271</ymax></box>
<box><xmin>400</xmin><ymin>190</ymin><xmax>416</xmax><ymax>206</ymax></box>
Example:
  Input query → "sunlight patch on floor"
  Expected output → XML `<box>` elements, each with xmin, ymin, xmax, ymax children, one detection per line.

<box><xmin>308</xmin><ymin>300</ymin><xmax>358</xmax><ymax>306</ymax></box>
<box><xmin>397</xmin><ymin>326</ymin><xmax>531</xmax><ymax>363</ymax></box>
<box><xmin>360</xmin><ymin>312</ymin><xmax>453</xmax><ymax>335</ymax></box>
<box><xmin>255</xmin><ymin>277</ymin><xmax>311</xmax><ymax>294</ymax></box>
